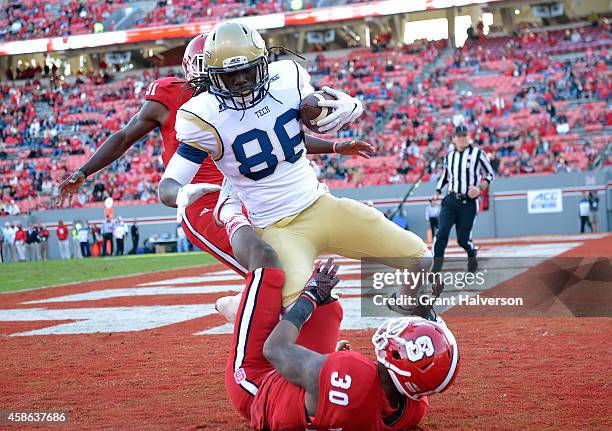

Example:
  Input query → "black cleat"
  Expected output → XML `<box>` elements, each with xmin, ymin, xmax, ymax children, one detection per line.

<box><xmin>432</xmin><ymin>257</ymin><xmax>444</xmax><ymax>273</ymax></box>
<box><xmin>467</xmin><ymin>249</ymin><xmax>478</xmax><ymax>273</ymax></box>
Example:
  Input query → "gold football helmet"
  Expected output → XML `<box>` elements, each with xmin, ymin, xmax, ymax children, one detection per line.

<box><xmin>204</xmin><ymin>21</ymin><xmax>269</xmax><ymax>110</ymax></box>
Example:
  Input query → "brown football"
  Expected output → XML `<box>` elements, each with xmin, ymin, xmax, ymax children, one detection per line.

<box><xmin>299</xmin><ymin>91</ymin><xmax>335</xmax><ymax>134</ymax></box>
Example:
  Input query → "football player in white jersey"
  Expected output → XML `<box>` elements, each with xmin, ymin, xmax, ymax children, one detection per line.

<box><xmin>161</xmin><ymin>21</ymin><xmax>432</xmax><ymax>312</ymax></box>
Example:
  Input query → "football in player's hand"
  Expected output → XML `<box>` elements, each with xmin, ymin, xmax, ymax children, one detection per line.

<box><xmin>299</xmin><ymin>91</ymin><xmax>336</xmax><ymax>134</ymax></box>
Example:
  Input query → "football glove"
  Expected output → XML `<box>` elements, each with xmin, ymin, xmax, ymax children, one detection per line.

<box><xmin>302</xmin><ymin>257</ymin><xmax>340</xmax><ymax>306</ymax></box>
<box><xmin>316</xmin><ymin>86</ymin><xmax>364</xmax><ymax>133</ymax></box>
<box><xmin>176</xmin><ymin>183</ymin><xmax>221</xmax><ymax>222</ymax></box>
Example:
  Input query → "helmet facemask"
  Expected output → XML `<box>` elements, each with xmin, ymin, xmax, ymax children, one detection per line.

<box><xmin>183</xmin><ymin>53</ymin><xmax>208</xmax><ymax>82</ymax></box>
<box><xmin>182</xmin><ymin>34</ymin><xmax>209</xmax><ymax>96</ymax></box>
<box><xmin>372</xmin><ymin>317</ymin><xmax>423</xmax><ymax>400</ymax></box>
<box><xmin>208</xmin><ymin>55</ymin><xmax>270</xmax><ymax>111</ymax></box>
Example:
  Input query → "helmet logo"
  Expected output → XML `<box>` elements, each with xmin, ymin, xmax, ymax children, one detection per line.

<box><xmin>223</xmin><ymin>56</ymin><xmax>248</xmax><ymax>68</ymax></box>
<box><xmin>251</xmin><ymin>30</ymin><xmax>265</xmax><ymax>49</ymax></box>
<box><xmin>406</xmin><ymin>335</ymin><xmax>435</xmax><ymax>362</ymax></box>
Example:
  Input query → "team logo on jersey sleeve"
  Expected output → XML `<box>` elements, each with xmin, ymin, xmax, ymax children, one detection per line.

<box><xmin>234</xmin><ymin>367</ymin><xmax>247</xmax><ymax>384</ymax></box>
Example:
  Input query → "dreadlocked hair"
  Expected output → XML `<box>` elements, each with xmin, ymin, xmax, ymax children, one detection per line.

<box><xmin>188</xmin><ymin>75</ymin><xmax>211</xmax><ymax>97</ymax></box>
<box><xmin>268</xmin><ymin>46</ymin><xmax>306</xmax><ymax>61</ymax></box>
<box><xmin>256</xmin><ymin>45</ymin><xmax>303</xmax><ymax>110</ymax></box>
<box><xmin>170</xmin><ymin>76</ymin><xmax>210</xmax><ymax>97</ymax></box>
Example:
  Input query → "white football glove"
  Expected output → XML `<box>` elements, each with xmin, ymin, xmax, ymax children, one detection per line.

<box><xmin>316</xmin><ymin>86</ymin><xmax>364</xmax><ymax>133</ymax></box>
<box><xmin>176</xmin><ymin>183</ymin><xmax>221</xmax><ymax>222</ymax></box>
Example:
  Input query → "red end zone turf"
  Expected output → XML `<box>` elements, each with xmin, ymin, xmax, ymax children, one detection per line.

<box><xmin>0</xmin><ymin>235</ymin><xmax>610</xmax><ymax>430</ymax></box>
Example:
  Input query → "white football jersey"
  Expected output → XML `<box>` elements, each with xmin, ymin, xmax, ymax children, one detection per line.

<box><xmin>175</xmin><ymin>60</ymin><xmax>326</xmax><ymax>228</ymax></box>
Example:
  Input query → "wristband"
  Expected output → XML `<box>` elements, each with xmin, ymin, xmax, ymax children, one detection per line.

<box><xmin>282</xmin><ymin>295</ymin><xmax>316</xmax><ymax>331</ymax></box>
<box><xmin>76</xmin><ymin>168</ymin><xmax>88</xmax><ymax>178</ymax></box>
<box><xmin>332</xmin><ymin>142</ymin><xmax>338</xmax><ymax>153</ymax></box>
<box><xmin>301</xmin><ymin>290</ymin><xmax>321</xmax><ymax>307</ymax></box>
<box><xmin>223</xmin><ymin>213</ymin><xmax>252</xmax><ymax>243</ymax></box>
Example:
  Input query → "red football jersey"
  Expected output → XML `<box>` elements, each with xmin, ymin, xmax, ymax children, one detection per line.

<box><xmin>56</xmin><ymin>226</ymin><xmax>69</xmax><ymax>241</ymax></box>
<box><xmin>144</xmin><ymin>77</ymin><xmax>223</xmax><ymax>189</ymax></box>
<box><xmin>250</xmin><ymin>351</ymin><xmax>428</xmax><ymax>431</ymax></box>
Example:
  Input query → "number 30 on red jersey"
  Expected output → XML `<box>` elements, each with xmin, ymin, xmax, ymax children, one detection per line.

<box><xmin>328</xmin><ymin>371</ymin><xmax>352</xmax><ymax>406</ymax></box>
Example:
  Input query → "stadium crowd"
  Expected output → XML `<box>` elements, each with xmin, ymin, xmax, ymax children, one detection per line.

<box><xmin>0</xmin><ymin>21</ymin><xmax>610</xmax><ymax>215</ymax></box>
<box><xmin>307</xmin><ymin>22</ymin><xmax>611</xmax><ymax>188</ymax></box>
<box><xmin>0</xmin><ymin>0</ymin><xmax>130</xmax><ymax>42</ymax></box>
<box><xmin>0</xmin><ymin>0</ymin><xmax>372</xmax><ymax>42</ymax></box>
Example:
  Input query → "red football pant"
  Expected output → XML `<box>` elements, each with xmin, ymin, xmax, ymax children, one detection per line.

<box><xmin>225</xmin><ymin>268</ymin><xmax>343</xmax><ymax>420</ymax></box>
<box><xmin>181</xmin><ymin>193</ymin><xmax>247</xmax><ymax>277</ymax></box>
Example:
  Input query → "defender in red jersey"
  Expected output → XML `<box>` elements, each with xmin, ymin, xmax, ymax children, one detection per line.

<box><xmin>56</xmin><ymin>35</ymin><xmax>245</xmax><ymax>274</ymax></box>
<box><xmin>223</xmin><ymin>258</ymin><xmax>459</xmax><ymax>431</ymax></box>
<box><xmin>143</xmin><ymin>75</ymin><xmax>246</xmax><ymax>273</ymax></box>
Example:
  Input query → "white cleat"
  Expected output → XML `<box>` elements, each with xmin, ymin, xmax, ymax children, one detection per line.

<box><xmin>215</xmin><ymin>293</ymin><xmax>242</xmax><ymax>322</ymax></box>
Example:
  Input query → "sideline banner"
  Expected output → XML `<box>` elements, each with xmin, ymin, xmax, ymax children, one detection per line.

<box><xmin>527</xmin><ymin>189</ymin><xmax>563</xmax><ymax>214</ymax></box>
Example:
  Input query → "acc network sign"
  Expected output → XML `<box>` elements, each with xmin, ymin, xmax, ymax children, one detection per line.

<box><xmin>527</xmin><ymin>189</ymin><xmax>563</xmax><ymax>214</ymax></box>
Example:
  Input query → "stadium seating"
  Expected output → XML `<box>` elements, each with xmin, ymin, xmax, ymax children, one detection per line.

<box><xmin>0</xmin><ymin>0</ymin><xmax>371</xmax><ymax>42</ymax></box>
<box><xmin>0</xmin><ymin>0</ymin><xmax>131</xmax><ymax>42</ymax></box>
<box><xmin>134</xmin><ymin>0</ymin><xmax>284</xmax><ymax>29</ymax></box>
<box><xmin>1</xmin><ymin>22</ymin><xmax>610</xmax><ymax>214</ymax></box>
<box><xmin>308</xmin><ymin>25</ymin><xmax>611</xmax><ymax>187</ymax></box>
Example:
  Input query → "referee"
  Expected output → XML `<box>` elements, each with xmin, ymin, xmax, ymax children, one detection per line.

<box><xmin>432</xmin><ymin>124</ymin><xmax>495</xmax><ymax>272</ymax></box>
<box><xmin>425</xmin><ymin>198</ymin><xmax>441</xmax><ymax>238</ymax></box>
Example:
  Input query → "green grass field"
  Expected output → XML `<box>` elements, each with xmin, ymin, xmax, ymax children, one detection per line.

<box><xmin>0</xmin><ymin>252</ymin><xmax>216</xmax><ymax>293</ymax></box>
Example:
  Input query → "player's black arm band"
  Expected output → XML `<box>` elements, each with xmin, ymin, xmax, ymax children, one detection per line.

<box><xmin>281</xmin><ymin>295</ymin><xmax>316</xmax><ymax>331</ymax></box>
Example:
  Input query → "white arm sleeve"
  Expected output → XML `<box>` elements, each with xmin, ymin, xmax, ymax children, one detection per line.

<box><xmin>161</xmin><ymin>152</ymin><xmax>201</xmax><ymax>186</ymax></box>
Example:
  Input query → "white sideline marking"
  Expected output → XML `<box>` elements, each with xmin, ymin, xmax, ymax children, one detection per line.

<box><xmin>23</xmin><ymin>285</ymin><xmax>245</xmax><ymax>304</ymax></box>
<box><xmin>1</xmin><ymin>305</ymin><xmax>216</xmax><ymax>336</ymax></box>
<box><xmin>196</xmin><ymin>322</ymin><xmax>234</xmax><ymax>335</ymax></box>
<box><xmin>468</xmin><ymin>233</ymin><xmax>604</xmax><ymax>243</ymax></box>
<box><xmin>1</xmin><ymin>238</ymin><xmax>592</xmax><ymax>336</ymax></box>
<box><xmin>22</xmin><ymin>244</ymin><xmax>576</xmax><ymax>304</ymax></box>
<box><xmin>445</xmin><ymin>242</ymin><xmax>577</xmax><ymax>258</ymax></box>
<box><xmin>139</xmin><ymin>274</ymin><xmax>244</xmax><ymax>286</ymax></box>
<box><xmin>21</xmin><ymin>280</ymin><xmax>367</xmax><ymax>304</ymax></box>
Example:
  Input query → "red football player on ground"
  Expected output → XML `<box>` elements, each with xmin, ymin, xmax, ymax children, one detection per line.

<box><xmin>56</xmin><ymin>34</ymin><xmax>375</xmax><ymax>280</ymax></box>
<box><xmin>223</xmin><ymin>256</ymin><xmax>459</xmax><ymax>431</ymax></box>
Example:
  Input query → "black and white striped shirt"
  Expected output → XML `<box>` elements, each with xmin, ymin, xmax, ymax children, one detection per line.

<box><xmin>436</xmin><ymin>145</ymin><xmax>495</xmax><ymax>195</ymax></box>
<box><xmin>425</xmin><ymin>204</ymin><xmax>441</xmax><ymax>220</ymax></box>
